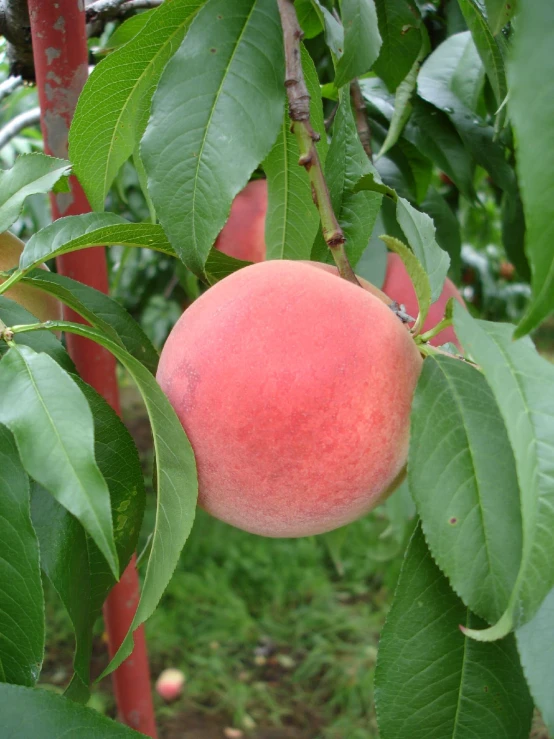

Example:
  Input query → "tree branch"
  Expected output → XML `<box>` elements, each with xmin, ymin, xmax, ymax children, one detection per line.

<box><xmin>86</xmin><ymin>0</ymin><xmax>162</xmax><ymax>23</ymax></box>
<box><xmin>350</xmin><ymin>79</ymin><xmax>372</xmax><ymax>161</ymax></box>
<box><xmin>1</xmin><ymin>0</ymin><xmax>35</xmax><ymax>80</ymax></box>
<box><xmin>0</xmin><ymin>107</ymin><xmax>41</xmax><ymax>151</ymax></box>
<box><xmin>276</xmin><ymin>0</ymin><xmax>359</xmax><ymax>286</ymax></box>
<box><xmin>0</xmin><ymin>75</ymin><xmax>23</xmax><ymax>104</ymax></box>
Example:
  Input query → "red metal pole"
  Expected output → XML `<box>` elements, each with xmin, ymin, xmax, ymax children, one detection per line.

<box><xmin>28</xmin><ymin>3</ymin><xmax>157</xmax><ymax>736</ymax></box>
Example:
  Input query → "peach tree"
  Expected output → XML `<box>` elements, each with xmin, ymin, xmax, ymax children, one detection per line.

<box><xmin>0</xmin><ymin>0</ymin><xmax>553</xmax><ymax>736</ymax></box>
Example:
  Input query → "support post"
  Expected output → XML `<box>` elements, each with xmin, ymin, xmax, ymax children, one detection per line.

<box><xmin>27</xmin><ymin>2</ymin><xmax>157</xmax><ymax>735</ymax></box>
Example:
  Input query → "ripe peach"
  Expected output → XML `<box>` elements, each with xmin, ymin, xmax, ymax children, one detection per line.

<box><xmin>382</xmin><ymin>253</ymin><xmax>464</xmax><ymax>347</ymax></box>
<box><xmin>155</xmin><ymin>668</ymin><xmax>185</xmax><ymax>702</ymax></box>
<box><xmin>214</xmin><ymin>180</ymin><xmax>267</xmax><ymax>263</ymax></box>
<box><xmin>0</xmin><ymin>230</ymin><xmax>61</xmax><ymax>322</ymax></box>
<box><xmin>157</xmin><ymin>260</ymin><xmax>422</xmax><ymax>538</ymax></box>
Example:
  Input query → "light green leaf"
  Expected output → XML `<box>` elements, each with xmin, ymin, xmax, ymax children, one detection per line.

<box><xmin>19</xmin><ymin>214</ymin><xmax>176</xmax><ymax>272</ymax></box>
<box><xmin>0</xmin><ymin>154</ymin><xmax>71</xmax><ymax>233</ymax></box>
<box><xmin>0</xmin><ymin>346</ymin><xmax>118</xmax><ymax>580</ymax></box>
<box><xmin>485</xmin><ymin>0</ymin><xmax>517</xmax><ymax>35</ymax></box>
<box><xmin>103</xmin><ymin>9</ymin><xmax>157</xmax><ymax>50</ymax></box>
<box><xmin>375</xmin><ymin>524</ymin><xmax>534</xmax><ymax>739</ymax></box>
<box><xmin>0</xmin><ymin>426</ymin><xmax>44</xmax><ymax>687</ymax></box>
<box><xmin>17</xmin><ymin>270</ymin><xmax>159</xmax><ymax>374</ymax></box>
<box><xmin>69</xmin><ymin>0</ymin><xmax>205</xmax><ymax>211</ymax></box>
<box><xmin>454</xmin><ymin>306</ymin><xmax>554</xmax><ymax>640</ymax></box>
<box><xmin>0</xmin><ymin>683</ymin><xmax>145</xmax><ymax>737</ymax></box>
<box><xmin>353</xmin><ymin>171</ymin><xmax>397</xmax><ymax>200</ymax></box>
<box><xmin>141</xmin><ymin>0</ymin><xmax>285</xmax><ymax>276</ymax></box>
<box><xmin>509</xmin><ymin>3</ymin><xmax>554</xmax><ymax>336</ymax></box>
<box><xmin>380</xmin><ymin>235</ymin><xmax>430</xmax><ymax>331</ymax></box>
<box><xmin>373</xmin><ymin>0</ymin><xmax>422</xmax><ymax>92</ymax></box>
<box><xmin>334</xmin><ymin>0</ymin><xmax>382</xmax><ymax>88</ymax></box>
<box><xmin>410</xmin><ymin>356</ymin><xmax>521</xmax><ymax>623</ymax></box>
<box><xmin>418</xmin><ymin>32</ymin><xmax>514</xmax><ymax>192</ymax></box>
<box><xmin>263</xmin><ymin>47</ymin><xmax>326</xmax><ymax>261</ymax></box>
<box><xmin>420</xmin><ymin>187</ymin><xmax>462</xmax><ymax>279</ymax></box>
<box><xmin>310</xmin><ymin>0</ymin><xmax>344</xmax><ymax>58</ymax></box>
<box><xmin>396</xmin><ymin>196</ymin><xmax>450</xmax><ymax>302</ymax></box>
<box><xmin>516</xmin><ymin>586</ymin><xmax>554</xmax><ymax>735</ymax></box>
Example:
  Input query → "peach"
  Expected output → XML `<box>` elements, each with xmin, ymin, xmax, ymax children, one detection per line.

<box><xmin>382</xmin><ymin>253</ymin><xmax>465</xmax><ymax>347</ymax></box>
<box><xmin>214</xmin><ymin>180</ymin><xmax>267</xmax><ymax>263</ymax></box>
<box><xmin>0</xmin><ymin>230</ymin><xmax>61</xmax><ymax>323</ymax></box>
<box><xmin>155</xmin><ymin>668</ymin><xmax>185</xmax><ymax>702</ymax></box>
<box><xmin>157</xmin><ymin>260</ymin><xmax>422</xmax><ymax>538</ymax></box>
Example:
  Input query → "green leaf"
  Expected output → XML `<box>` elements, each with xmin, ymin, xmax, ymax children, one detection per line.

<box><xmin>501</xmin><ymin>187</ymin><xmax>529</xmax><ymax>282</ymax></box>
<box><xmin>0</xmin><ymin>426</ymin><xmax>44</xmax><ymax>687</ymax></box>
<box><xmin>409</xmin><ymin>356</ymin><xmax>521</xmax><ymax>623</ymax></box>
<box><xmin>30</xmin><ymin>484</ymin><xmax>91</xmax><ymax>702</ymax></box>
<box><xmin>376</xmin><ymin>48</ymin><xmax>421</xmax><ymax>159</ymax></box>
<box><xmin>372</xmin><ymin>0</ymin><xmax>422</xmax><ymax>92</ymax></box>
<box><xmin>375</xmin><ymin>525</ymin><xmax>534</xmax><ymax>739</ymax></box>
<box><xmin>458</xmin><ymin>0</ymin><xmax>507</xmax><ymax>115</ymax></box>
<box><xmin>103</xmin><ymin>9</ymin><xmax>157</xmax><ymax>50</ymax></box>
<box><xmin>454</xmin><ymin>306</ymin><xmax>554</xmax><ymax>640</ymax></box>
<box><xmin>0</xmin><ymin>154</ymin><xmax>71</xmax><ymax>233</ymax></box>
<box><xmin>0</xmin><ymin>345</ymin><xmax>118</xmax><ymax>580</ymax></box>
<box><xmin>418</xmin><ymin>32</ymin><xmax>514</xmax><ymax>192</ymax></box>
<box><xmin>353</xmin><ymin>171</ymin><xmax>397</xmax><ymax>200</ymax></box>
<box><xmin>296</xmin><ymin>0</ymin><xmax>323</xmax><ymax>38</ymax></box>
<box><xmin>509</xmin><ymin>2</ymin><xmax>554</xmax><ymax>336</ymax></box>
<box><xmin>17</xmin><ymin>270</ymin><xmax>159</xmax><ymax>375</ymax></box>
<box><xmin>141</xmin><ymin>0</ymin><xmax>285</xmax><ymax>276</ymax></box>
<box><xmin>19</xmin><ymin>214</ymin><xmax>177</xmax><ymax>272</ymax></box>
<box><xmin>312</xmin><ymin>91</ymin><xmax>382</xmax><ymax>267</ymax></box>
<box><xmin>22</xmin><ymin>322</ymin><xmax>198</xmax><ymax>680</ymax></box>
<box><xmin>0</xmin><ymin>683</ymin><xmax>145</xmax><ymax>737</ymax></box>
<box><xmin>516</xmin><ymin>586</ymin><xmax>554</xmax><ymax>735</ymax></box>
<box><xmin>420</xmin><ymin>187</ymin><xmax>462</xmax><ymax>279</ymax></box>
<box><xmin>485</xmin><ymin>0</ymin><xmax>517</xmax><ymax>35</ymax></box>
<box><xmin>310</xmin><ymin>0</ymin><xmax>344</xmax><ymax>58</ymax></box>
<box><xmin>380</xmin><ymin>235</ymin><xmax>431</xmax><ymax>331</ymax></box>
<box><xmin>69</xmin><ymin>0</ymin><xmax>205</xmax><ymax>211</ymax></box>
<box><xmin>0</xmin><ymin>298</ymin><xmax>74</xmax><ymax>372</ymax></box>
<box><xmin>203</xmin><ymin>249</ymin><xmax>252</xmax><ymax>285</ymax></box>
<box><xmin>396</xmin><ymin>196</ymin><xmax>450</xmax><ymax>301</ymax></box>
<box><xmin>263</xmin><ymin>47</ymin><xmax>326</xmax><ymax>261</ymax></box>
<box><xmin>334</xmin><ymin>0</ymin><xmax>382</xmax><ymax>88</ymax></box>
<box><xmin>355</xmin><ymin>213</ymin><xmax>388</xmax><ymax>287</ymax></box>
<box><xmin>404</xmin><ymin>98</ymin><xmax>476</xmax><ymax>200</ymax></box>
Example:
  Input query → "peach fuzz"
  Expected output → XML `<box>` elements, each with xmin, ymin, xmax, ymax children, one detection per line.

<box><xmin>382</xmin><ymin>253</ymin><xmax>465</xmax><ymax>347</ymax></box>
<box><xmin>157</xmin><ymin>260</ymin><xmax>422</xmax><ymax>538</ymax></box>
<box><xmin>214</xmin><ymin>180</ymin><xmax>267</xmax><ymax>263</ymax></box>
<box><xmin>0</xmin><ymin>230</ymin><xmax>61</xmax><ymax>323</ymax></box>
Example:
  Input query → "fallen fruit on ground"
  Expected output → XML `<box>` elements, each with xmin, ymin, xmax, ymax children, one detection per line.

<box><xmin>214</xmin><ymin>180</ymin><xmax>267</xmax><ymax>263</ymax></box>
<box><xmin>0</xmin><ymin>230</ymin><xmax>61</xmax><ymax>322</ymax></box>
<box><xmin>155</xmin><ymin>668</ymin><xmax>186</xmax><ymax>702</ymax></box>
<box><xmin>157</xmin><ymin>260</ymin><xmax>422</xmax><ymax>537</ymax></box>
<box><xmin>382</xmin><ymin>253</ymin><xmax>465</xmax><ymax>347</ymax></box>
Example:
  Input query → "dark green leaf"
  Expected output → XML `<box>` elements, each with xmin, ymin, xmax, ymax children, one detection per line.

<box><xmin>20</xmin><ymin>214</ymin><xmax>177</xmax><ymax>272</ymax></box>
<box><xmin>396</xmin><ymin>196</ymin><xmax>450</xmax><ymax>301</ymax></box>
<box><xmin>458</xmin><ymin>0</ymin><xmax>507</xmax><ymax>116</ymax></box>
<box><xmin>0</xmin><ymin>683</ymin><xmax>145</xmax><ymax>737</ymax></box>
<box><xmin>310</xmin><ymin>0</ymin><xmax>344</xmax><ymax>58</ymax></box>
<box><xmin>334</xmin><ymin>0</ymin><xmax>382</xmax><ymax>88</ymax></box>
<box><xmin>454</xmin><ymin>306</ymin><xmax>554</xmax><ymax>640</ymax></box>
<box><xmin>0</xmin><ymin>154</ymin><xmax>71</xmax><ymax>233</ymax></box>
<box><xmin>404</xmin><ymin>98</ymin><xmax>476</xmax><ymax>200</ymax></box>
<box><xmin>410</xmin><ymin>356</ymin><xmax>521</xmax><ymax>623</ymax></box>
<box><xmin>418</xmin><ymin>32</ymin><xmax>515</xmax><ymax>192</ymax></box>
<box><xmin>485</xmin><ymin>0</ymin><xmax>517</xmax><ymax>35</ymax></box>
<box><xmin>0</xmin><ymin>346</ymin><xmax>118</xmax><ymax>579</ymax></box>
<box><xmin>23</xmin><ymin>322</ymin><xmax>198</xmax><ymax>680</ymax></box>
<box><xmin>18</xmin><ymin>270</ymin><xmax>159</xmax><ymax>375</ymax></box>
<box><xmin>516</xmin><ymin>586</ymin><xmax>554</xmax><ymax>735</ymax></box>
<box><xmin>30</xmin><ymin>484</ymin><xmax>91</xmax><ymax>701</ymax></box>
<box><xmin>69</xmin><ymin>0</ymin><xmax>205</xmax><ymax>211</ymax></box>
<box><xmin>353</xmin><ymin>171</ymin><xmax>397</xmax><ymax>200</ymax></box>
<box><xmin>375</xmin><ymin>524</ymin><xmax>534</xmax><ymax>739</ymax></box>
<box><xmin>103</xmin><ymin>9</ymin><xmax>157</xmax><ymax>50</ymax></box>
<box><xmin>263</xmin><ymin>47</ymin><xmax>326</xmax><ymax>261</ymax></box>
<box><xmin>508</xmin><ymin>2</ymin><xmax>554</xmax><ymax>336</ymax></box>
<box><xmin>355</xmin><ymin>213</ymin><xmax>388</xmax><ymax>287</ymax></box>
<box><xmin>373</xmin><ymin>0</ymin><xmax>422</xmax><ymax>92</ymax></box>
<box><xmin>204</xmin><ymin>249</ymin><xmax>252</xmax><ymax>285</ymax></box>
<box><xmin>501</xmin><ymin>187</ymin><xmax>529</xmax><ymax>282</ymax></box>
<box><xmin>380</xmin><ymin>235</ymin><xmax>431</xmax><ymax>330</ymax></box>
<box><xmin>420</xmin><ymin>187</ymin><xmax>462</xmax><ymax>279</ymax></box>
<box><xmin>142</xmin><ymin>0</ymin><xmax>285</xmax><ymax>276</ymax></box>
<box><xmin>0</xmin><ymin>298</ymin><xmax>74</xmax><ymax>372</ymax></box>
<box><xmin>0</xmin><ymin>426</ymin><xmax>44</xmax><ymax>687</ymax></box>
<box><xmin>296</xmin><ymin>0</ymin><xmax>323</xmax><ymax>38</ymax></box>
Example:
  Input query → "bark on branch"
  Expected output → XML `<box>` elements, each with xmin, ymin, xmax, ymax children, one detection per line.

<box><xmin>276</xmin><ymin>0</ymin><xmax>359</xmax><ymax>286</ymax></box>
<box><xmin>0</xmin><ymin>106</ymin><xmax>41</xmax><ymax>150</ymax></box>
